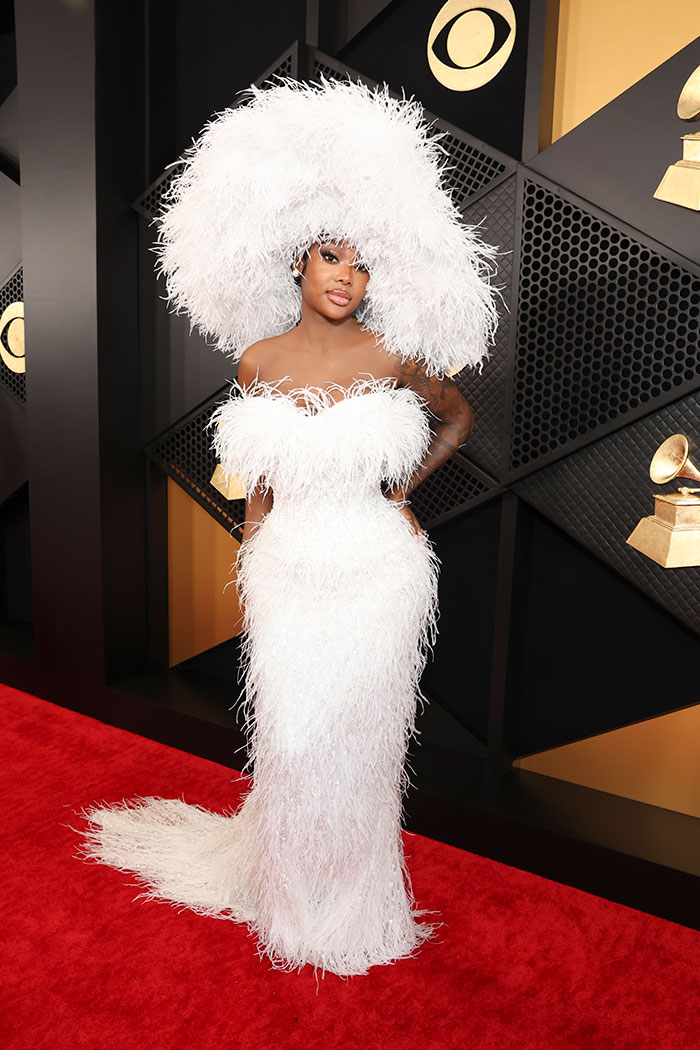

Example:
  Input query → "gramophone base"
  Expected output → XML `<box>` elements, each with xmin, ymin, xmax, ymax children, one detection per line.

<box><xmin>626</xmin><ymin>515</ymin><xmax>700</xmax><ymax>568</ymax></box>
<box><xmin>653</xmin><ymin>160</ymin><xmax>700</xmax><ymax>211</ymax></box>
<box><xmin>210</xmin><ymin>462</ymin><xmax>246</xmax><ymax>501</ymax></box>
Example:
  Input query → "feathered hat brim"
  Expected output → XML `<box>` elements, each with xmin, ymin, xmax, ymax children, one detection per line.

<box><xmin>153</xmin><ymin>77</ymin><xmax>498</xmax><ymax>377</ymax></box>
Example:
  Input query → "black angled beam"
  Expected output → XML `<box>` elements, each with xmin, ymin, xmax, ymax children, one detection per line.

<box><xmin>0</xmin><ymin>149</ymin><xmax>19</xmax><ymax>185</ymax></box>
<box><xmin>14</xmin><ymin>0</ymin><xmax>148</xmax><ymax>700</ymax></box>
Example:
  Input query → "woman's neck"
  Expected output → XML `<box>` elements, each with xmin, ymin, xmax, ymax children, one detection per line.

<box><xmin>295</xmin><ymin>308</ymin><xmax>360</xmax><ymax>352</ymax></box>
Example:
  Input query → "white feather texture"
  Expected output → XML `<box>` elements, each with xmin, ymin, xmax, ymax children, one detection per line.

<box><xmin>153</xmin><ymin>77</ymin><xmax>498</xmax><ymax>377</ymax></box>
<box><xmin>79</xmin><ymin>381</ymin><xmax>442</xmax><ymax>976</ymax></box>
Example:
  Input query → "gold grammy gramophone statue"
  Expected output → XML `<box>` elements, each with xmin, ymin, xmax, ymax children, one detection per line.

<box><xmin>210</xmin><ymin>419</ymin><xmax>246</xmax><ymax>500</ymax></box>
<box><xmin>626</xmin><ymin>434</ymin><xmax>700</xmax><ymax>568</ymax></box>
<box><xmin>210</xmin><ymin>461</ymin><xmax>246</xmax><ymax>501</ymax></box>
<box><xmin>654</xmin><ymin>63</ymin><xmax>700</xmax><ymax>211</ymax></box>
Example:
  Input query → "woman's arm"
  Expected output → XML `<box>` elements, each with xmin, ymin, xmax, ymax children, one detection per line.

<box><xmin>241</xmin><ymin>487</ymin><xmax>273</xmax><ymax>545</ymax></box>
<box><xmin>388</xmin><ymin>357</ymin><xmax>475</xmax><ymax>531</ymax></box>
<box><xmin>237</xmin><ymin>344</ymin><xmax>274</xmax><ymax>546</ymax></box>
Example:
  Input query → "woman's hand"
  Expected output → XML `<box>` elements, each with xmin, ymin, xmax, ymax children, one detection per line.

<box><xmin>386</xmin><ymin>493</ymin><xmax>423</xmax><ymax>538</ymax></box>
<box><xmin>241</xmin><ymin>486</ymin><xmax>274</xmax><ymax>547</ymax></box>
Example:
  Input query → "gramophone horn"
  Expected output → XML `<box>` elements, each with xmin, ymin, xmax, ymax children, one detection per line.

<box><xmin>649</xmin><ymin>434</ymin><xmax>700</xmax><ymax>485</ymax></box>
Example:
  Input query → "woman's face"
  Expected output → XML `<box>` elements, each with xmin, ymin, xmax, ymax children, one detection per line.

<box><xmin>296</xmin><ymin>241</ymin><xmax>370</xmax><ymax>320</ymax></box>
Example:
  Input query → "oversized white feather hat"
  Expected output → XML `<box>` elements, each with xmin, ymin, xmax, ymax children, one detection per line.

<box><xmin>153</xmin><ymin>77</ymin><xmax>498</xmax><ymax>377</ymax></box>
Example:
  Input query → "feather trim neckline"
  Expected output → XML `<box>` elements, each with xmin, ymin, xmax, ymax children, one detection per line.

<box><xmin>228</xmin><ymin>373</ymin><xmax>428</xmax><ymax>417</ymax></box>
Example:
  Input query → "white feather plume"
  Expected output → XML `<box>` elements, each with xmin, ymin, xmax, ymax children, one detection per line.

<box><xmin>153</xmin><ymin>77</ymin><xmax>499</xmax><ymax>377</ymax></box>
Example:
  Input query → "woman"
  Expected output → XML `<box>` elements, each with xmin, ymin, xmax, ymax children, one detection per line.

<box><xmin>79</xmin><ymin>79</ymin><xmax>497</xmax><ymax>976</ymax></box>
<box><xmin>237</xmin><ymin>236</ymin><xmax>475</xmax><ymax>544</ymax></box>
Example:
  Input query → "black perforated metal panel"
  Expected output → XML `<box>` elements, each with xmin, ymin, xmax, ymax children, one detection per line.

<box><xmin>454</xmin><ymin>175</ymin><xmax>516</xmax><ymax>478</ymax></box>
<box><xmin>510</xmin><ymin>176</ymin><xmax>700</xmax><ymax>475</ymax></box>
<box><xmin>0</xmin><ymin>266</ymin><xmax>25</xmax><ymax>405</ymax></box>
<box><xmin>514</xmin><ymin>390</ymin><xmax>700</xmax><ymax>636</ymax></box>
<box><xmin>135</xmin><ymin>161</ymin><xmax>186</xmax><ymax>221</ymax></box>
<box><xmin>149</xmin><ymin>390</ymin><xmax>245</xmax><ymax>538</ymax></box>
<box><xmin>134</xmin><ymin>44</ymin><xmax>299</xmax><ymax>219</ymax></box>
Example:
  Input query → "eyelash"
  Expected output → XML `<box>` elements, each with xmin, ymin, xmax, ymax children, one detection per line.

<box><xmin>321</xmin><ymin>249</ymin><xmax>368</xmax><ymax>273</ymax></box>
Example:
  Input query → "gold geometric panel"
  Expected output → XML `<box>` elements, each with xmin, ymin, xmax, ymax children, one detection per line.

<box><xmin>551</xmin><ymin>2</ymin><xmax>700</xmax><ymax>141</ymax></box>
<box><xmin>515</xmin><ymin>702</ymin><xmax>700</xmax><ymax>820</ymax></box>
<box><xmin>167</xmin><ymin>479</ymin><xmax>244</xmax><ymax>666</ymax></box>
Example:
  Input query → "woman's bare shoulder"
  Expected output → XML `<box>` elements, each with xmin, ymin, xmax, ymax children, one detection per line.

<box><xmin>237</xmin><ymin>335</ymin><xmax>290</xmax><ymax>389</ymax></box>
<box><xmin>355</xmin><ymin>335</ymin><xmax>408</xmax><ymax>383</ymax></box>
<box><xmin>363</xmin><ymin>333</ymin><xmax>434</xmax><ymax>388</ymax></box>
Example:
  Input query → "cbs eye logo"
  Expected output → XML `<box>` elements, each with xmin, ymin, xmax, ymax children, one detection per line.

<box><xmin>428</xmin><ymin>0</ymin><xmax>516</xmax><ymax>92</ymax></box>
<box><xmin>0</xmin><ymin>301</ymin><xmax>26</xmax><ymax>375</ymax></box>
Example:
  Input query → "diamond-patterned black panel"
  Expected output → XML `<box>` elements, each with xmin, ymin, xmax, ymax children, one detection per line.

<box><xmin>0</xmin><ymin>266</ymin><xmax>25</xmax><ymax>405</ymax></box>
<box><xmin>135</xmin><ymin>44</ymin><xmax>299</xmax><ymax>219</ymax></box>
<box><xmin>426</xmin><ymin>120</ymin><xmax>508</xmax><ymax>212</ymax></box>
<box><xmin>411</xmin><ymin>452</ymin><xmax>494</xmax><ymax>530</ymax></box>
<box><xmin>454</xmin><ymin>176</ymin><xmax>516</xmax><ymax>478</ymax></box>
<box><xmin>309</xmin><ymin>52</ymin><xmax>345</xmax><ymax>83</ymax></box>
<box><xmin>515</xmin><ymin>390</ymin><xmax>700</xmax><ymax>636</ymax></box>
<box><xmin>149</xmin><ymin>390</ymin><xmax>245</xmax><ymax>537</ymax></box>
<box><xmin>510</xmin><ymin>177</ymin><xmax>700</xmax><ymax>475</ymax></box>
<box><xmin>258</xmin><ymin>42</ymin><xmax>296</xmax><ymax>83</ymax></box>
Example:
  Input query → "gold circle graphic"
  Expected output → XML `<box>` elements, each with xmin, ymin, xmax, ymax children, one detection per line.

<box><xmin>0</xmin><ymin>301</ymin><xmax>26</xmax><ymax>374</ymax></box>
<box><xmin>447</xmin><ymin>10</ymin><xmax>495</xmax><ymax>68</ymax></box>
<box><xmin>677</xmin><ymin>63</ymin><xmax>700</xmax><ymax>122</ymax></box>
<box><xmin>427</xmin><ymin>0</ymin><xmax>516</xmax><ymax>92</ymax></box>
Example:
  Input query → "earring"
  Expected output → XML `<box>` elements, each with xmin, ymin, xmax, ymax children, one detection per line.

<box><xmin>291</xmin><ymin>267</ymin><xmax>301</xmax><ymax>278</ymax></box>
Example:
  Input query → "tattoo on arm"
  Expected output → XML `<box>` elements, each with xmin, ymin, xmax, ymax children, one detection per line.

<box><xmin>395</xmin><ymin>358</ymin><xmax>466</xmax><ymax>414</ymax></box>
<box><xmin>390</xmin><ymin>357</ymin><xmax>475</xmax><ymax>500</ymax></box>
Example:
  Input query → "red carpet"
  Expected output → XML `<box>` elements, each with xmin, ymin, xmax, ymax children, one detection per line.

<box><xmin>2</xmin><ymin>682</ymin><xmax>700</xmax><ymax>1049</ymax></box>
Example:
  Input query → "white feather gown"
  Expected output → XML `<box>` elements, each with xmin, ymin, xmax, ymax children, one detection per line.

<box><xmin>80</xmin><ymin>377</ymin><xmax>441</xmax><ymax>976</ymax></box>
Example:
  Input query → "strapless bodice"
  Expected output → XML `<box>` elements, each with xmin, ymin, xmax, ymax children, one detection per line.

<box><xmin>211</xmin><ymin>377</ymin><xmax>432</xmax><ymax>502</ymax></box>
